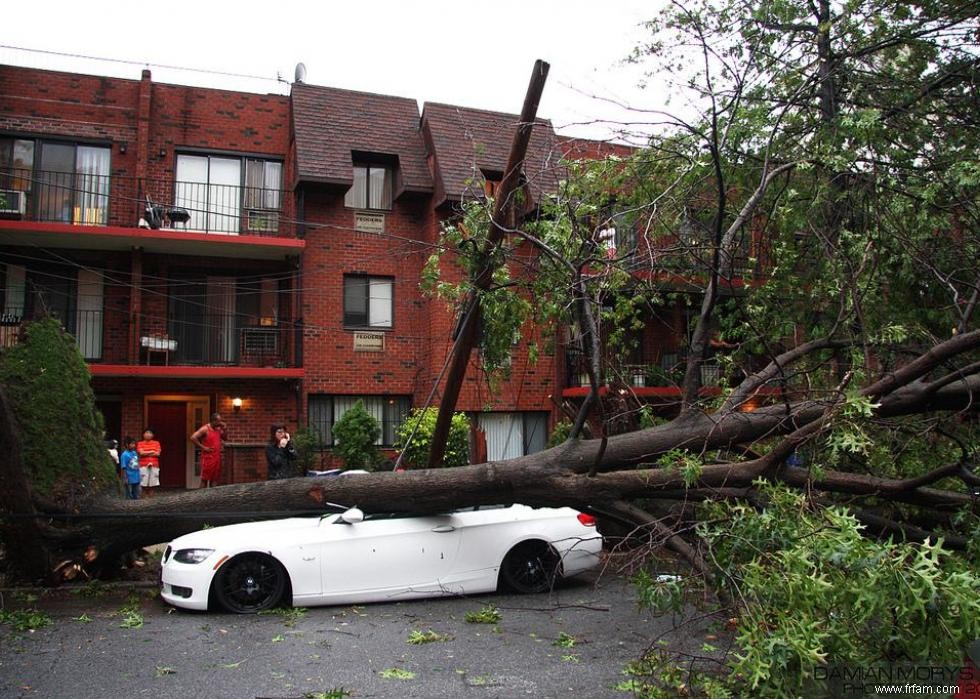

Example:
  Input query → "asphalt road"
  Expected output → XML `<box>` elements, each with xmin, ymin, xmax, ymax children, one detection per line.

<box><xmin>0</xmin><ymin>566</ymin><xmax>713</xmax><ymax>699</ymax></box>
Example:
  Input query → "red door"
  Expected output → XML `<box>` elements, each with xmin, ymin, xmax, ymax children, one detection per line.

<box><xmin>148</xmin><ymin>402</ymin><xmax>188</xmax><ymax>489</ymax></box>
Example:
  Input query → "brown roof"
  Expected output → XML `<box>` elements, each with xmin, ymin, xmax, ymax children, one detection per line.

<box><xmin>421</xmin><ymin>102</ymin><xmax>559</xmax><ymax>208</ymax></box>
<box><xmin>291</xmin><ymin>83</ymin><xmax>432</xmax><ymax>194</ymax></box>
<box><xmin>556</xmin><ymin>136</ymin><xmax>637</xmax><ymax>161</ymax></box>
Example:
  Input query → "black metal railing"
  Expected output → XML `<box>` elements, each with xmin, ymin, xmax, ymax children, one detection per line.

<box><xmin>164</xmin><ymin>317</ymin><xmax>297</xmax><ymax>367</ymax></box>
<box><xmin>148</xmin><ymin>180</ymin><xmax>284</xmax><ymax>236</ymax></box>
<box><xmin>564</xmin><ymin>348</ymin><xmax>722</xmax><ymax>389</ymax></box>
<box><xmin>1</xmin><ymin>309</ymin><xmax>299</xmax><ymax>368</ymax></box>
<box><xmin>0</xmin><ymin>171</ymin><xmax>295</xmax><ymax>238</ymax></box>
<box><xmin>0</xmin><ymin>308</ymin><xmax>105</xmax><ymax>360</ymax></box>
<box><xmin>1</xmin><ymin>171</ymin><xmax>112</xmax><ymax>225</ymax></box>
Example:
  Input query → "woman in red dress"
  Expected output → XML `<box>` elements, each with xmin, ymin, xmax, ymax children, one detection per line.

<box><xmin>190</xmin><ymin>413</ymin><xmax>226</xmax><ymax>488</ymax></box>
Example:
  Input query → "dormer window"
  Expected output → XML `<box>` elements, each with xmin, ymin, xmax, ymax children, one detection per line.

<box><xmin>345</xmin><ymin>165</ymin><xmax>392</xmax><ymax>210</ymax></box>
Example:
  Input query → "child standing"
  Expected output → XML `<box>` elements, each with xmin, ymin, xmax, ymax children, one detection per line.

<box><xmin>137</xmin><ymin>428</ymin><xmax>162</xmax><ymax>498</ymax></box>
<box><xmin>120</xmin><ymin>437</ymin><xmax>141</xmax><ymax>500</ymax></box>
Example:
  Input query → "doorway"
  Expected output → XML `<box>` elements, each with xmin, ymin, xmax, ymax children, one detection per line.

<box><xmin>145</xmin><ymin>396</ymin><xmax>210</xmax><ymax>489</ymax></box>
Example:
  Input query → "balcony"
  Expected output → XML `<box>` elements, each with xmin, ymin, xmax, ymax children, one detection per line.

<box><xmin>0</xmin><ymin>309</ymin><xmax>302</xmax><ymax>374</ymax></box>
<box><xmin>0</xmin><ymin>172</ymin><xmax>302</xmax><ymax>261</ymax></box>
<box><xmin>0</xmin><ymin>171</ymin><xmax>295</xmax><ymax>236</ymax></box>
<box><xmin>564</xmin><ymin>348</ymin><xmax>723</xmax><ymax>391</ymax></box>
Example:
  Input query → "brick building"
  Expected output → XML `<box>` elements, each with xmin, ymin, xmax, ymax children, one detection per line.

<box><xmin>0</xmin><ymin>64</ymin><xmax>632</xmax><ymax>485</ymax></box>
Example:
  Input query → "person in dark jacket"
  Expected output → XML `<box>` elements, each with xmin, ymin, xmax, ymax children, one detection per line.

<box><xmin>266</xmin><ymin>423</ymin><xmax>298</xmax><ymax>479</ymax></box>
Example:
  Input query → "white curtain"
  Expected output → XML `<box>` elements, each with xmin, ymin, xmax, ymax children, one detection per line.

<box><xmin>3</xmin><ymin>264</ymin><xmax>26</xmax><ymax>316</ymax></box>
<box><xmin>206</xmin><ymin>277</ymin><xmax>236</xmax><ymax>362</ymax></box>
<box><xmin>207</xmin><ymin>157</ymin><xmax>241</xmax><ymax>234</ymax></box>
<box><xmin>479</xmin><ymin>413</ymin><xmax>523</xmax><ymax>461</ymax></box>
<box><xmin>175</xmin><ymin>156</ymin><xmax>241</xmax><ymax>234</ymax></box>
<box><xmin>368</xmin><ymin>279</ymin><xmax>392</xmax><ymax>327</ymax></box>
<box><xmin>345</xmin><ymin>166</ymin><xmax>367</xmax><ymax>208</ymax></box>
<box><xmin>175</xmin><ymin>155</ymin><xmax>208</xmax><ymax>231</ymax></box>
<box><xmin>75</xmin><ymin>269</ymin><xmax>103</xmax><ymax>359</ymax></box>
<box><xmin>74</xmin><ymin>146</ymin><xmax>110</xmax><ymax>225</ymax></box>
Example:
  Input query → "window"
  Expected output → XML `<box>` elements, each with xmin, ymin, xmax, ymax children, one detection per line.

<box><xmin>343</xmin><ymin>275</ymin><xmax>393</xmax><ymax>328</ymax></box>
<box><xmin>308</xmin><ymin>395</ymin><xmax>411</xmax><ymax>447</ymax></box>
<box><xmin>0</xmin><ymin>138</ymin><xmax>110</xmax><ymax>225</ymax></box>
<box><xmin>598</xmin><ymin>206</ymin><xmax>640</xmax><ymax>259</ymax></box>
<box><xmin>476</xmin><ymin>412</ymin><xmax>548</xmax><ymax>461</ymax></box>
<box><xmin>175</xmin><ymin>154</ymin><xmax>283</xmax><ymax>234</ymax></box>
<box><xmin>168</xmin><ymin>275</ymin><xmax>282</xmax><ymax>364</ymax></box>
<box><xmin>344</xmin><ymin>165</ymin><xmax>392</xmax><ymax>210</ymax></box>
<box><xmin>0</xmin><ymin>262</ymin><xmax>103</xmax><ymax>358</ymax></box>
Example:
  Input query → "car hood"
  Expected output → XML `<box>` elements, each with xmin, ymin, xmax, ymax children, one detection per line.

<box><xmin>168</xmin><ymin>516</ymin><xmax>332</xmax><ymax>552</ymax></box>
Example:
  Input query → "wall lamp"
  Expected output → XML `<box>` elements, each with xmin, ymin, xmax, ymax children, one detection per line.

<box><xmin>232</xmin><ymin>397</ymin><xmax>243</xmax><ymax>413</ymax></box>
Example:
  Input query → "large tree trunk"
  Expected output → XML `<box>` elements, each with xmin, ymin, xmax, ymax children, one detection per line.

<box><xmin>5</xmin><ymin>349</ymin><xmax>977</xmax><ymax>582</ymax></box>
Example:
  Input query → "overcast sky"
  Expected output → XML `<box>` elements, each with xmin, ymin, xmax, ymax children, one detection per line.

<box><xmin>1</xmin><ymin>0</ymin><xmax>668</xmax><ymax>142</ymax></box>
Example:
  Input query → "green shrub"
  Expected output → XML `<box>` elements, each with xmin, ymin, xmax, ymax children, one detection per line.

<box><xmin>394</xmin><ymin>407</ymin><xmax>470</xmax><ymax>468</ymax></box>
<box><xmin>332</xmin><ymin>400</ymin><xmax>381</xmax><ymax>471</ymax></box>
<box><xmin>0</xmin><ymin>317</ymin><xmax>114</xmax><ymax>499</ymax></box>
<box><xmin>292</xmin><ymin>425</ymin><xmax>321</xmax><ymax>473</ymax></box>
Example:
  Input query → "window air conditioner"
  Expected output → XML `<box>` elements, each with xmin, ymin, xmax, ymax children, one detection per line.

<box><xmin>0</xmin><ymin>190</ymin><xmax>26</xmax><ymax>217</ymax></box>
<box><xmin>246</xmin><ymin>209</ymin><xmax>279</xmax><ymax>233</ymax></box>
<box><xmin>241</xmin><ymin>327</ymin><xmax>279</xmax><ymax>355</ymax></box>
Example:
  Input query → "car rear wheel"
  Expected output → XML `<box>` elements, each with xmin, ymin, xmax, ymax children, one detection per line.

<box><xmin>213</xmin><ymin>553</ymin><xmax>287</xmax><ymax>613</ymax></box>
<box><xmin>499</xmin><ymin>541</ymin><xmax>560</xmax><ymax>594</ymax></box>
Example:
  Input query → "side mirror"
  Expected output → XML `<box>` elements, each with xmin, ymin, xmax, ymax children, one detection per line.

<box><xmin>339</xmin><ymin>507</ymin><xmax>364</xmax><ymax>524</ymax></box>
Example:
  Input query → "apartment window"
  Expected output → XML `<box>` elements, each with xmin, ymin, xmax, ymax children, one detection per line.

<box><xmin>308</xmin><ymin>395</ymin><xmax>411</xmax><ymax>447</ymax></box>
<box><xmin>0</xmin><ymin>138</ymin><xmax>110</xmax><ymax>225</ymax></box>
<box><xmin>0</xmin><ymin>262</ymin><xmax>103</xmax><ymax>358</ymax></box>
<box><xmin>175</xmin><ymin>154</ymin><xmax>283</xmax><ymax>234</ymax></box>
<box><xmin>598</xmin><ymin>206</ymin><xmax>639</xmax><ymax>258</ymax></box>
<box><xmin>343</xmin><ymin>275</ymin><xmax>393</xmax><ymax>328</ymax></box>
<box><xmin>476</xmin><ymin>412</ymin><xmax>548</xmax><ymax>461</ymax></box>
<box><xmin>168</xmin><ymin>275</ymin><xmax>283</xmax><ymax>365</ymax></box>
<box><xmin>344</xmin><ymin>165</ymin><xmax>392</xmax><ymax>210</ymax></box>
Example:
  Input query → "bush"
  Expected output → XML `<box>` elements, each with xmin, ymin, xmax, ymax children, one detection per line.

<box><xmin>332</xmin><ymin>400</ymin><xmax>381</xmax><ymax>471</ymax></box>
<box><xmin>394</xmin><ymin>407</ymin><xmax>470</xmax><ymax>468</ymax></box>
<box><xmin>0</xmin><ymin>317</ymin><xmax>114</xmax><ymax>499</ymax></box>
<box><xmin>291</xmin><ymin>425</ymin><xmax>321</xmax><ymax>474</ymax></box>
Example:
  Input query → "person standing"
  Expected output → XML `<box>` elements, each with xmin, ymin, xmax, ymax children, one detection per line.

<box><xmin>119</xmin><ymin>437</ymin><xmax>141</xmax><ymax>500</ymax></box>
<box><xmin>266</xmin><ymin>424</ymin><xmax>297</xmax><ymax>479</ymax></box>
<box><xmin>190</xmin><ymin>413</ymin><xmax>226</xmax><ymax>488</ymax></box>
<box><xmin>137</xmin><ymin>428</ymin><xmax>161</xmax><ymax>498</ymax></box>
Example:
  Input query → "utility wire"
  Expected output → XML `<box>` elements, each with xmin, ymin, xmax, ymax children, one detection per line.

<box><xmin>0</xmin><ymin>44</ymin><xmax>284</xmax><ymax>84</ymax></box>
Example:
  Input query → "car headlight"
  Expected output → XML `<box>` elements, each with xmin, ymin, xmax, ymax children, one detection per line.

<box><xmin>173</xmin><ymin>548</ymin><xmax>215</xmax><ymax>564</ymax></box>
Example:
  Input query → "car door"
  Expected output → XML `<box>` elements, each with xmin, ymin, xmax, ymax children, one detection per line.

<box><xmin>318</xmin><ymin>513</ymin><xmax>461</xmax><ymax>604</ymax></box>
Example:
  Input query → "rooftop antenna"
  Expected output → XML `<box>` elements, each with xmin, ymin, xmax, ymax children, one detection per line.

<box><xmin>294</xmin><ymin>62</ymin><xmax>307</xmax><ymax>84</ymax></box>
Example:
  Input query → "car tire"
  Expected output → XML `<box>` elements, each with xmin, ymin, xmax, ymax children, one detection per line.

<box><xmin>499</xmin><ymin>540</ymin><xmax>561</xmax><ymax>594</ymax></box>
<box><xmin>212</xmin><ymin>552</ymin><xmax>287</xmax><ymax>613</ymax></box>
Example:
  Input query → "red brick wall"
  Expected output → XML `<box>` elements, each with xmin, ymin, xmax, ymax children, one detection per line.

<box><xmin>92</xmin><ymin>376</ymin><xmax>301</xmax><ymax>484</ymax></box>
<box><xmin>3</xmin><ymin>63</ymin><xmax>565</xmax><ymax>483</ymax></box>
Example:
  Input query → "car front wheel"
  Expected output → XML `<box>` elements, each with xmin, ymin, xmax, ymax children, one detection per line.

<box><xmin>499</xmin><ymin>541</ymin><xmax>560</xmax><ymax>594</ymax></box>
<box><xmin>213</xmin><ymin>553</ymin><xmax>287</xmax><ymax>613</ymax></box>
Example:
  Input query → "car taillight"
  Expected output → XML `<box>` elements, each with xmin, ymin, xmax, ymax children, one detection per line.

<box><xmin>577</xmin><ymin>513</ymin><xmax>596</xmax><ymax>527</ymax></box>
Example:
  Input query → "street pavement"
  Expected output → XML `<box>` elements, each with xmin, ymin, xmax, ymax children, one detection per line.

<box><xmin>0</xmin><ymin>566</ymin><xmax>714</xmax><ymax>698</ymax></box>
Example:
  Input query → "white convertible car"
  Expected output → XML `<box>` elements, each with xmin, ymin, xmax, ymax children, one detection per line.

<box><xmin>160</xmin><ymin>504</ymin><xmax>603</xmax><ymax>613</ymax></box>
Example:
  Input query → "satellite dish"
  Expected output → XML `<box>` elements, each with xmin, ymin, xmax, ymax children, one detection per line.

<box><xmin>294</xmin><ymin>63</ymin><xmax>307</xmax><ymax>83</ymax></box>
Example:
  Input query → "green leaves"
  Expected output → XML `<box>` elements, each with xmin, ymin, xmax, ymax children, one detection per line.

<box><xmin>649</xmin><ymin>484</ymin><xmax>980</xmax><ymax>695</ymax></box>
<box><xmin>394</xmin><ymin>407</ymin><xmax>471</xmax><ymax>469</ymax></box>
<box><xmin>331</xmin><ymin>399</ymin><xmax>381</xmax><ymax>471</ymax></box>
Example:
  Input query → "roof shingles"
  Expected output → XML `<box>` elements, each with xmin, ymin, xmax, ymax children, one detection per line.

<box><xmin>421</xmin><ymin>102</ymin><xmax>559</xmax><ymax>207</ymax></box>
<box><xmin>291</xmin><ymin>83</ymin><xmax>432</xmax><ymax>193</ymax></box>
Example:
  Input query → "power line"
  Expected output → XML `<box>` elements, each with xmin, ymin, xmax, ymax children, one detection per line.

<box><xmin>0</xmin><ymin>44</ymin><xmax>284</xmax><ymax>84</ymax></box>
